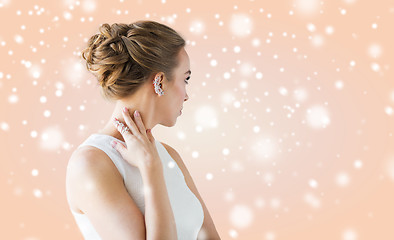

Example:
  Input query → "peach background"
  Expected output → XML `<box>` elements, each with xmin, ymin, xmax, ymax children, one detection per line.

<box><xmin>1</xmin><ymin>0</ymin><xmax>394</xmax><ymax>239</ymax></box>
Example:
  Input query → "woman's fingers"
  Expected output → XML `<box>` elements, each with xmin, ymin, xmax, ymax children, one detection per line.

<box><xmin>111</xmin><ymin>140</ymin><xmax>127</xmax><ymax>156</ymax></box>
<box><xmin>146</xmin><ymin>129</ymin><xmax>155</xmax><ymax>143</ymax></box>
<box><xmin>112</xmin><ymin>117</ymin><xmax>134</xmax><ymax>140</ymax></box>
<box><xmin>121</xmin><ymin>107</ymin><xmax>140</xmax><ymax>136</ymax></box>
<box><xmin>131</xmin><ymin>109</ymin><xmax>148</xmax><ymax>138</ymax></box>
<box><xmin>113</xmin><ymin>107</ymin><xmax>148</xmax><ymax>143</ymax></box>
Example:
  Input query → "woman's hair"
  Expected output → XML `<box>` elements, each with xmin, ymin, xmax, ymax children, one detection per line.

<box><xmin>81</xmin><ymin>20</ymin><xmax>186</xmax><ymax>101</ymax></box>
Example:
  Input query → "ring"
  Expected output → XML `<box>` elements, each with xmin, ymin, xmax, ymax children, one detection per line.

<box><xmin>116</xmin><ymin>121</ymin><xmax>129</xmax><ymax>134</ymax></box>
<box><xmin>121</xmin><ymin>126</ymin><xmax>129</xmax><ymax>134</ymax></box>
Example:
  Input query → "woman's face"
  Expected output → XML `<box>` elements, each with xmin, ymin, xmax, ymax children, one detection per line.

<box><xmin>157</xmin><ymin>47</ymin><xmax>190</xmax><ymax>127</ymax></box>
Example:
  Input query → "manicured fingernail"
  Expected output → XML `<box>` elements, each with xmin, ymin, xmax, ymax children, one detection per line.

<box><xmin>134</xmin><ymin>110</ymin><xmax>139</xmax><ymax>117</ymax></box>
<box><xmin>123</xmin><ymin>107</ymin><xmax>128</xmax><ymax>113</ymax></box>
<box><xmin>111</xmin><ymin>140</ymin><xmax>117</xmax><ymax>148</ymax></box>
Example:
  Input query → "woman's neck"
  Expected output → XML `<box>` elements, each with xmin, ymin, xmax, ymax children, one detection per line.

<box><xmin>97</xmin><ymin>97</ymin><xmax>157</xmax><ymax>142</ymax></box>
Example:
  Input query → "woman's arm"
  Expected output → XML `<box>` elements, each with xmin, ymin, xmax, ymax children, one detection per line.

<box><xmin>140</xmin><ymin>160</ymin><xmax>178</xmax><ymax>240</ymax></box>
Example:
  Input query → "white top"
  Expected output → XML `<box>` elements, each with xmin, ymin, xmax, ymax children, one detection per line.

<box><xmin>69</xmin><ymin>133</ymin><xmax>204</xmax><ymax>240</ymax></box>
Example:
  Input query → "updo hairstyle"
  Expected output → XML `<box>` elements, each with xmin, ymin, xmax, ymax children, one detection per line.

<box><xmin>81</xmin><ymin>20</ymin><xmax>186</xmax><ymax>100</ymax></box>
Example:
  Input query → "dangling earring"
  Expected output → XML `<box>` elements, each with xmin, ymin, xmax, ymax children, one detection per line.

<box><xmin>153</xmin><ymin>76</ymin><xmax>164</xmax><ymax>96</ymax></box>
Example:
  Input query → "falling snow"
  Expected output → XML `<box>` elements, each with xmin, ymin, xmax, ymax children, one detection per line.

<box><xmin>229</xmin><ymin>13</ymin><xmax>253</xmax><ymax>37</ymax></box>
<box><xmin>306</xmin><ymin>105</ymin><xmax>331</xmax><ymax>129</ymax></box>
<box><xmin>1</xmin><ymin>0</ymin><xmax>393</xmax><ymax>239</ymax></box>
<box><xmin>229</xmin><ymin>204</ymin><xmax>254</xmax><ymax>228</ymax></box>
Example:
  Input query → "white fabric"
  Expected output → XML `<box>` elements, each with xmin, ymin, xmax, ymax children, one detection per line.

<box><xmin>69</xmin><ymin>133</ymin><xmax>204</xmax><ymax>240</ymax></box>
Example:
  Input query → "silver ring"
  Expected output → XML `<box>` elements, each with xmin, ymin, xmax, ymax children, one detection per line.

<box><xmin>116</xmin><ymin>122</ymin><xmax>129</xmax><ymax>134</ymax></box>
<box><xmin>121</xmin><ymin>126</ymin><xmax>129</xmax><ymax>134</ymax></box>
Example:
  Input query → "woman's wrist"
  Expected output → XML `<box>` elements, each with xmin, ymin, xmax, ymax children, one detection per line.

<box><xmin>139</xmin><ymin>158</ymin><xmax>165</xmax><ymax>187</ymax></box>
<box><xmin>139</xmin><ymin>156</ymin><xmax>163</xmax><ymax>172</ymax></box>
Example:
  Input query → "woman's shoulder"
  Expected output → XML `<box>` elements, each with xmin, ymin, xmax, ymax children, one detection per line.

<box><xmin>68</xmin><ymin>145</ymin><xmax>120</xmax><ymax>173</ymax></box>
<box><xmin>69</xmin><ymin>145</ymin><xmax>106</xmax><ymax>166</ymax></box>
<box><xmin>66</xmin><ymin>145</ymin><xmax>123</xmax><ymax>188</ymax></box>
<box><xmin>66</xmin><ymin>145</ymin><xmax>125</xmax><ymax>215</ymax></box>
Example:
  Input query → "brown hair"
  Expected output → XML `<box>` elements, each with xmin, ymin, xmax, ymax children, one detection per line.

<box><xmin>81</xmin><ymin>20</ymin><xmax>186</xmax><ymax>101</ymax></box>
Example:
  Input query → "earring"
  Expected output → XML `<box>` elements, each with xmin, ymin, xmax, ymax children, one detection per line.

<box><xmin>153</xmin><ymin>76</ymin><xmax>164</xmax><ymax>96</ymax></box>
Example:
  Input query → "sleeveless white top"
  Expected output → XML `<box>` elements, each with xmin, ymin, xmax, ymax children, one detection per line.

<box><xmin>69</xmin><ymin>133</ymin><xmax>204</xmax><ymax>240</ymax></box>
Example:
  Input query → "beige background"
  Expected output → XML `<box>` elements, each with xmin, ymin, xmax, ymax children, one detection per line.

<box><xmin>1</xmin><ymin>0</ymin><xmax>394</xmax><ymax>239</ymax></box>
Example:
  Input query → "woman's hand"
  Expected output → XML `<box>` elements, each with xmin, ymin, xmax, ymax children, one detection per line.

<box><xmin>110</xmin><ymin>107</ymin><xmax>161</xmax><ymax>170</ymax></box>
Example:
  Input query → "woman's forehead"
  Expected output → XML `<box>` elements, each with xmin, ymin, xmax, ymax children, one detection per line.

<box><xmin>178</xmin><ymin>47</ymin><xmax>190</xmax><ymax>63</ymax></box>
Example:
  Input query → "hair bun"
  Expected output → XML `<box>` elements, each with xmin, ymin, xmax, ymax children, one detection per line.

<box><xmin>81</xmin><ymin>23</ymin><xmax>131</xmax><ymax>88</ymax></box>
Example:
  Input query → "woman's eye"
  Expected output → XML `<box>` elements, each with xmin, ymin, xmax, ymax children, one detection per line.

<box><xmin>184</xmin><ymin>76</ymin><xmax>190</xmax><ymax>84</ymax></box>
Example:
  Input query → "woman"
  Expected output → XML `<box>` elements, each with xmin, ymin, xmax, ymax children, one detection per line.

<box><xmin>65</xmin><ymin>20</ymin><xmax>221</xmax><ymax>240</ymax></box>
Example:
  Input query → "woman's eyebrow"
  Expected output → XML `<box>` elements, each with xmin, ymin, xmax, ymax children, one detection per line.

<box><xmin>184</xmin><ymin>70</ymin><xmax>191</xmax><ymax>75</ymax></box>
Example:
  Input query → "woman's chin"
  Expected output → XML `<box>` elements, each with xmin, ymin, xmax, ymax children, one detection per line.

<box><xmin>160</xmin><ymin>119</ymin><xmax>177</xmax><ymax>127</ymax></box>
